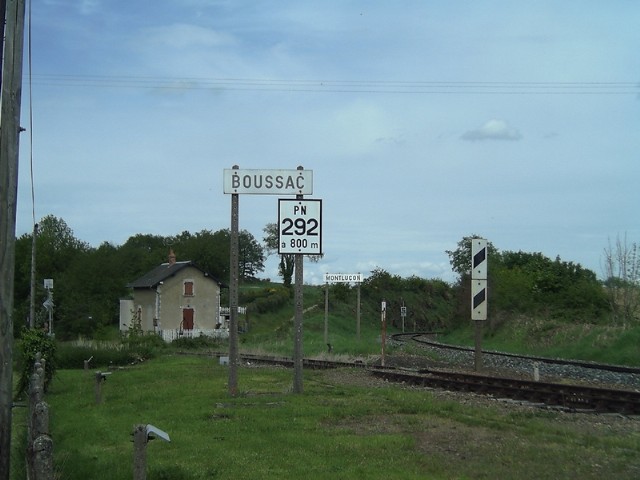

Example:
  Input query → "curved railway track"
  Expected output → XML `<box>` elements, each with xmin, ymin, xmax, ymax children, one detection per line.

<box><xmin>198</xmin><ymin>336</ymin><xmax>640</xmax><ymax>415</ymax></box>
<box><xmin>394</xmin><ymin>332</ymin><xmax>640</xmax><ymax>375</ymax></box>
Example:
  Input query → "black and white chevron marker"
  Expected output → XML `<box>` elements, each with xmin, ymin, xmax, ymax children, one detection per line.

<box><xmin>471</xmin><ymin>279</ymin><xmax>487</xmax><ymax>320</ymax></box>
<box><xmin>471</xmin><ymin>239</ymin><xmax>488</xmax><ymax>320</ymax></box>
<box><xmin>471</xmin><ymin>239</ymin><xmax>487</xmax><ymax>280</ymax></box>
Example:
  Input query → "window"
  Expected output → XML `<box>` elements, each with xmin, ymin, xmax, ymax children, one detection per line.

<box><xmin>183</xmin><ymin>280</ymin><xmax>194</xmax><ymax>296</ymax></box>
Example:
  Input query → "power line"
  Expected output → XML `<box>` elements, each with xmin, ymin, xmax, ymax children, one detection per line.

<box><xmin>25</xmin><ymin>73</ymin><xmax>640</xmax><ymax>95</ymax></box>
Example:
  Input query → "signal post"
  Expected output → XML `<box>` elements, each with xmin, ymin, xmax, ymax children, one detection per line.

<box><xmin>471</xmin><ymin>239</ymin><xmax>488</xmax><ymax>372</ymax></box>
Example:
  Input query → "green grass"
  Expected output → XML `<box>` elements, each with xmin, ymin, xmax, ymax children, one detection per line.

<box><xmin>441</xmin><ymin>320</ymin><xmax>640</xmax><ymax>366</ymax></box>
<box><xmin>39</xmin><ymin>355</ymin><xmax>640</xmax><ymax>480</ymax></box>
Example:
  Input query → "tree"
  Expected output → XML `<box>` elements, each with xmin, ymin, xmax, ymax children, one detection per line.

<box><xmin>238</xmin><ymin>230</ymin><xmax>266</xmax><ymax>279</ymax></box>
<box><xmin>446</xmin><ymin>235</ymin><xmax>608</xmax><ymax>321</ymax></box>
<box><xmin>13</xmin><ymin>216</ymin><xmax>93</xmax><ymax>336</ymax></box>
<box><xmin>445</xmin><ymin>234</ymin><xmax>499</xmax><ymax>281</ymax></box>
<box><xmin>603</xmin><ymin>234</ymin><xmax>640</xmax><ymax>324</ymax></box>
<box><xmin>263</xmin><ymin>223</ymin><xmax>295</xmax><ymax>288</ymax></box>
<box><xmin>263</xmin><ymin>222</ymin><xmax>322</xmax><ymax>288</ymax></box>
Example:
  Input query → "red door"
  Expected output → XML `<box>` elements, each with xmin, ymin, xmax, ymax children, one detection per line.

<box><xmin>182</xmin><ymin>308</ymin><xmax>194</xmax><ymax>330</ymax></box>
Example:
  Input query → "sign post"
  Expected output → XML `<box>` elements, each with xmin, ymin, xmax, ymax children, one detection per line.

<box><xmin>223</xmin><ymin>166</ymin><xmax>314</xmax><ymax>396</ymax></box>
<box><xmin>323</xmin><ymin>273</ymin><xmax>364</xmax><ymax>341</ymax></box>
<box><xmin>471</xmin><ymin>239</ymin><xmax>488</xmax><ymax>372</ymax></box>
<box><xmin>381</xmin><ymin>299</ymin><xmax>387</xmax><ymax>367</ymax></box>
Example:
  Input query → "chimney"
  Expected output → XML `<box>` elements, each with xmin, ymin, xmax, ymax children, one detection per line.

<box><xmin>168</xmin><ymin>249</ymin><xmax>176</xmax><ymax>265</ymax></box>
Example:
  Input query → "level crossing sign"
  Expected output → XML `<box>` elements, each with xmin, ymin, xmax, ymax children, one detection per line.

<box><xmin>278</xmin><ymin>199</ymin><xmax>322</xmax><ymax>255</ymax></box>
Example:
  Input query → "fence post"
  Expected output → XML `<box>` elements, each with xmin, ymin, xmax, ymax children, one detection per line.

<box><xmin>133</xmin><ymin>425</ymin><xmax>147</xmax><ymax>480</ymax></box>
<box><xmin>95</xmin><ymin>372</ymin><xmax>104</xmax><ymax>404</ymax></box>
<box><xmin>26</xmin><ymin>353</ymin><xmax>53</xmax><ymax>480</ymax></box>
<box><xmin>27</xmin><ymin>355</ymin><xmax>44</xmax><ymax>479</ymax></box>
<box><xmin>32</xmin><ymin>401</ymin><xmax>52</xmax><ymax>480</ymax></box>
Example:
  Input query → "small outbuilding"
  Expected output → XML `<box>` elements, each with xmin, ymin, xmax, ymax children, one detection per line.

<box><xmin>120</xmin><ymin>250</ymin><xmax>227</xmax><ymax>341</ymax></box>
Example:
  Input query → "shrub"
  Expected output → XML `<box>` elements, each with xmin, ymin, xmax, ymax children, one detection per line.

<box><xmin>15</xmin><ymin>328</ymin><xmax>57</xmax><ymax>398</ymax></box>
<box><xmin>171</xmin><ymin>335</ymin><xmax>224</xmax><ymax>350</ymax></box>
<box><xmin>56</xmin><ymin>344</ymin><xmax>132</xmax><ymax>369</ymax></box>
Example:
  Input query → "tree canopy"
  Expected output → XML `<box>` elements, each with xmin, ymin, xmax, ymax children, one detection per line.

<box><xmin>13</xmin><ymin>216</ymin><xmax>265</xmax><ymax>339</ymax></box>
<box><xmin>446</xmin><ymin>235</ymin><xmax>608</xmax><ymax>321</ymax></box>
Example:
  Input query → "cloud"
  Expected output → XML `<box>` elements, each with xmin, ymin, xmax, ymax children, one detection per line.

<box><xmin>461</xmin><ymin>119</ymin><xmax>522</xmax><ymax>142</ymax></box>
<box><xmin>138</xmin><ymin>23</ymin><xmax>236</xmax><ymax>50</ymax></box>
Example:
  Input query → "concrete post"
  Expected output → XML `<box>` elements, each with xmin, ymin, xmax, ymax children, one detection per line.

<box><xmin>132</xmin><ymin>425</ymin><xmax>147</xmax><ymax>480</ymax></box>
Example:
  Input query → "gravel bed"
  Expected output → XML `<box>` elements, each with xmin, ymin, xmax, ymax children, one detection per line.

<box><xmin>403</xmin><ymin>341</ymin><xmax>640</xmax><ymax>390</ymax></box>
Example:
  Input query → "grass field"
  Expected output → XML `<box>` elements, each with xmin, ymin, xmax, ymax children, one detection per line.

<box><xmin>21</xmin><ymin>354</ymin><xmax>640</xmax><ymax>480</ymax></box>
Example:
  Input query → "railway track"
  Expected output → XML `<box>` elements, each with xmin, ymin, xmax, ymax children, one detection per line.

<box><xmin>370</xmin><ymin>367</ymin><xmax>640</xmax><ymax>414</ymax></box>
<box><xmin>394</xmin><ymin>332</ymin><xmax>640</xmax><ymax>375</ymax></box>
<box><xmin>215</xmin><ymin>341</ymin><xmax>640</xmax><ymax>414</ymax></box>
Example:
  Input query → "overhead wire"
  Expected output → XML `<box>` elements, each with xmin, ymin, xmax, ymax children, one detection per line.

<box><xmin>27</xmin><ymin>0</ymin><xmax>35</xmax><ymax>226</ymax></box>
<box><xmin>26</xmin><ymin>73</ymin><xmax>639</xmax><ymax>95</ymax></box>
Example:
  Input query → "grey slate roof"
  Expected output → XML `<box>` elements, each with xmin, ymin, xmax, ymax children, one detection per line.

<box><xmin>126</xmin><ymin>261</ymin><xmax>226</xmax><ymax>289</ymax></box>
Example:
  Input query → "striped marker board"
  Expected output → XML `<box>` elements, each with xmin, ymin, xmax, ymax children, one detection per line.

<box><xmin>471</xmin><ymin>239</ymin><xmax>488</xmax><ymax>320</ymax></box>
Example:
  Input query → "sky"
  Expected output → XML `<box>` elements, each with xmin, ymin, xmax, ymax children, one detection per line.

<box><xmin>15</xmin><ymin>0</ymin><xmax>640</xmax><ymax>285</ymax></box>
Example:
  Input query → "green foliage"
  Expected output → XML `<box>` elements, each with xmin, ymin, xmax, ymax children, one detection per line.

<box><xmin>242</xmin><ymin>286</ymin><xmax>291</xmax><ymax>314</ymax></box>
<box><xmin>447</xmin><ymin>237</ymin><xmax>608</xmax><ymax>324</ymax></box>
<box><xmin>56</xmin><ymin>344</ymin><xmax>132</xmax><ymax>369</ymax></box>
<box><xmin>359</xmin><ymin>268</ymin><xmax>456</xmax><ymax>331</ymax></box>
<box><xmin>445</xmin><ymin>234</ymin><xmax>499</xmax><ymax>280</ymax></box>
<box><xmin>15</xmin><ymin>328</ymin><xmax>57</xmax><ymax>397</ymax></box>
<box><xmin>121</xmin><ymin>331</ymin><xmax>168</xmax><ymax>361</ymax></box>
<box><xmin>171</xmin><ymin>334</ymin><xmax>225</xmax><ymax>350</ymax></box>
<box><xmin>12</xmin><ymin>215</ymin><xmax>266</xmax><ymax>340</ymax></box>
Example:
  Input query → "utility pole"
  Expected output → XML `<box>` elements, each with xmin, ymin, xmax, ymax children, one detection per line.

<box><xmin>0</xmin><ymin>1</ymin><xmax>27</xmax><ymax>478</ymax></box>
<box><xmin>29</xmin><ymin>224</ymin><xmax>37</xmax><ymax>328</ymax></box>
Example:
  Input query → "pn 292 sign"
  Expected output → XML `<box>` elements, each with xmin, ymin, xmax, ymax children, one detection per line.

<box><xmin>278</xmin><ymin>199</ymin><xmax>322</xmax><ymax>255</ymax></box>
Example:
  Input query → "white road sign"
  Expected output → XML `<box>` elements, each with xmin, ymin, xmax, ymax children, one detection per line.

<box><xmin>323</xmin><ymin>273</ymin><xmax>363</xmax><ymax>283</ymax></box>
<box><xmin>224</xmin><ymin>168</ymin><xmax>313</xmax><ymax>195</ymax></box>
<box><xmin>278</xmin><ymin>199</ymin><xmax>322</xmax><ymax>255</ymax></box>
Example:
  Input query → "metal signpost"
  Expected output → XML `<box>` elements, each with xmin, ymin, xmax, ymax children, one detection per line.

<box><xmin>323</xmin><ymin>273</ymin><xmax>363</xmax><ymax>341</ymax></box>
<box><xmin>223</xmin><ymin>166</ymin><xmax>315</xmax><ymax>395</ymax></box>
<box><xmin>381</xmin><ymin>300</ymin><xmax>387</xmax><ymax>367</ymax></box>
<box><xmin>43</xmin><ymin>279</ymin><xmax>53</xmax><ymax>336</ymax></box>
<box><xmin>471</xmin><ymin>239</ymin><xmax>488</xmax><ymax>371</ymax></box>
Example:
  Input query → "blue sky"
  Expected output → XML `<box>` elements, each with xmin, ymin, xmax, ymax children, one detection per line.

<box><xmin>17</xmin><ymin>0</ymin><xmax>640</xmax><ymax>284</ymax></box>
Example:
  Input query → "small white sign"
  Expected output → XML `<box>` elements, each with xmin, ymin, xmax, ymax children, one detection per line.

<box><xmin>44</xmin><ymin>279</ymin><xmax>53</xmax><ymax>289</ymax></box>
<box><xmin>323</xmin><ymin>273</ymin><xmax>363</xmax><ymax>283</ymax></box>
<box><xmin>224</xmin><ymin>168</ymin><xmax>313</xmax><ymax>195</ymax></box>
<box><xmin>278</xmin><ymin>199</ymin><xmax>322</xmax><ymax>255</ymax></box>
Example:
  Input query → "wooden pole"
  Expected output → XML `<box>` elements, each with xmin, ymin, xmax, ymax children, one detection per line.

<box><xmin>0</xmin><ymin>1</ymin><xmax>27</xmax><ymax>478</ymax></box>
<box><xmin>474</xmin><ymin>320</ymin><xmax>483</xmax><ymax>372</ymax></box>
